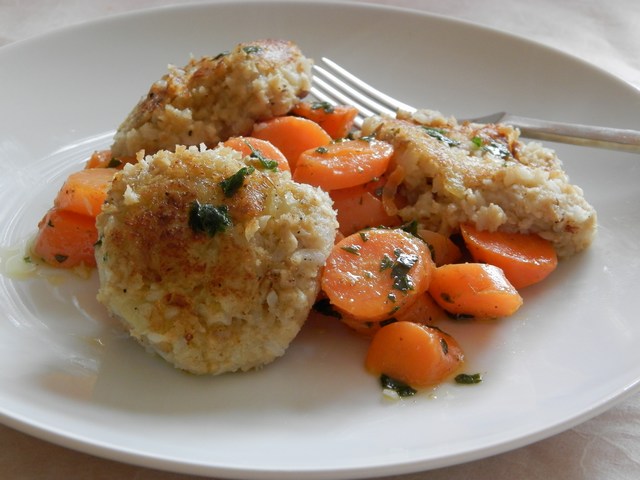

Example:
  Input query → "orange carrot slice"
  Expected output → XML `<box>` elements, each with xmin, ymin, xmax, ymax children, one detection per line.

<box><xmin>330</xmin><ymin>185</ymin><xmax>401</xmax><ymax>236</ymax></box>
<box><xmin>293</xmin><ymin>138</ymin><xmax>393</xmax><ymax>191</ymax></box>
<box><xmin>365</xmin><ymin>321</ymin><xmax>464</xmax><ymax>389</ymax></box>
<box><xmin>223</xmin><ymin>136</ymin><xmax>290</xmax><ymax>172</ymax></box>
<box><xmin>460</xmin><ymin>224</ymin><xmax>558</xmax><ymax>289</ymax></box>
<box><xmin>32</xmin><ymin>208</ymin><xmax>98</xmax><ymax>268</ymax></box>
<box><xmin>321</xmin><ymin>228</ymin><xmax>433</xmax><ymax>322</ymax></box>
<box><xmin>428</xmin><ymin>263</ymin><xmax>523</xmax><ymax>318</ymax></box>
<box><xmin>417</xmin><ymin>229</ymin><xmax>462</xmax><ymax>266</ymax></box>
<box><xmin>54</xmin><ymin>168</ymin><xmax>117</xmax><ymax>217</ymax></box>
<box><xmin>291</xmin><ymin>101</ymin><xmax>358</xmax><ymax>139</ymax></box>
<box><xmin>251</xmin><ymin>116</ymin><xmax>331</xmax><ymax>170</ymax></box>
<box><xmin>85</xmin><ymin>150</ymin><xmax>133</xmax><ymax>169</ymax></box>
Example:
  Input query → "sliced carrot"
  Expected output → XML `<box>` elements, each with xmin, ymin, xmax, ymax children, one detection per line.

<box><xmin>85</xmin><ymin>149</ymin><xmax>132</xmax><ymax>169</ymax></box>
<box><xmin>321</xmin><ymin>228</ymin><xmax>433</xmax><ymax>322</ymax></box>
<box><xmin>251</xmin><ymin>116</ymin><xmax>331</xmax><ymax>170</ymax></box>
<box><xmin>365</xmin><ymin>322</ymin><xmax>464</xmax><ymax>389</ymax></box>
<box><xmin>291</xmin><ymin>101</ymin><xmax>358</xmax><ymax>139</ymax></box>
<box><xmin>330</xmin><ymin>185</ymin><xmax>402</xmax><ymax>236</ymax></box>
<box><xmin>54</xmin><ymin>168</ymin><xmax>117</xmax><ymax>217</ymax></box>
<box><xmin>32</xmin><ymin>208</ymin><xmax>98</xmax><ymax>268</ymax></box>
<box><xmin>460</xmin><ymin>224</ymin><xmax>558</xmax><ymax>289</ymax></box>
<box><xmin>393</xmin><ymin>291</ymin><xmax>448</xmax><ymax>325</ymax></box>
<box><xmin>417</xmin><ymin>229</ymin><xmax>462</xmax><ymax>266</ymax></box>
<box><xmin>293</xmin><ymin>138</ymin><xmax>394</xmax><ymax>191</ymax></box>
<box><xmin>428</xmin><ymin>263</ymin><xmax>523</xmax><ymax>318</ymax></box>
<box><xmin>222</xmin><ymin>136</ymin><xmax>290</xmax><ymax>172</ymax></box>
<box><xmin>340</xmin><ymin>291</ymin><xmax>446</xmax><ymax>338</ymax></box>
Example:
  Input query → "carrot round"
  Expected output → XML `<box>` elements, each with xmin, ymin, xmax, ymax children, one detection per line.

<box><xmin>428</xmin><ymin>263</ymin><xmax>523</xmax><ymax>318</ymax></box>
<box><xmin>293</xmin><ymin>138</ymin><xmax>394</xmax><ymax>191</ymax></box>
<box><xmin>291</xmin><ymin>101</ymin><xmax>358</xmax><ymax>139</ymax></box>
<box><xmin>85</xmin><ymin>150</ymin><xmax>133</xmax><ymax>169</ymax></box>
<box><xmin>330</xmin><ymin>185</ymin><xmax>401</xmax><ymax>236</ymax></box>
<box><xmin>365</xmin><ymin>322</ymin><xmax>464</xmax><ymax>389</ymax></box>
<box><xmin>54</xmin><ymin>168</ymin><xmax>117</xmax><ymax>217</ymax></box>
<box><xmin>321</xmin><ymin>228</ymin><xmax>433</xmax><ymax>322</ymax></box>
<box><xmin>251</xmin><ymin>116</ymin><xmax>331</xmax><ymax>170</ymax></box>
<box><xmin>393</xmin><ymin>291</ymin><xmax>448</xmax><ymax>325</ymax></box>
<box><xmin>417</xmin><ymin>229</ymin><xmax>462</xmax><ymax>266</ymax></box>
<box><xmin>32</xmin><ymin>208</ymin><xmax>98</xmax><ymax>268</ymax></box>
<box><xmin>223</xmin><ymin>136</ymin><xmax>290</xmax><ymax>172</ymax></box>
<box><xmin>460</xmin><ymin>224</ymin><xmax>558</xmax><ymax>289</ymax></box>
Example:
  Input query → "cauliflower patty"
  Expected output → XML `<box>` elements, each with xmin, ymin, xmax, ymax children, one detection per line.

<box><xmin>111</xmin><ymin>39</ymin><xmax>312</xmax><ymax>159</ymax></box>
<box><xmin>362</xmin><ymin>109</ymin><xmax>597</xmax><ymax>257</ymax></box>
<box><xmin>95</xmin><ymin>145</ymin><xmax>337</xmax><ymax>374</ymax></box>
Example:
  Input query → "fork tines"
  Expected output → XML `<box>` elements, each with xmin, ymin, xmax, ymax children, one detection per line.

<box><xmin>311</xmin><ymin>57</ymin><xmax>416</xmax><ymax>128</ymax></box>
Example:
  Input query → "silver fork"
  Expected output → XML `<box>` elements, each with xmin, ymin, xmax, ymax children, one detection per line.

<box><xmin>311</xmin><ymin>57</ymin><xmax>640</xmax><ymax>154</ymax></box>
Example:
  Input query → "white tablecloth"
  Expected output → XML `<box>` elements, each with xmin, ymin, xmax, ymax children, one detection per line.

<box><xmin>1</xmin><ymin>1</ymin><xmax>639</xmax><ymax>479</ymax></box>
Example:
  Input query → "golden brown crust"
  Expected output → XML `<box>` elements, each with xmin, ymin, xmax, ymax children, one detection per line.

<box><xmin>111</xmin><ymin>39</ymin><xmax>312</xmax><ymax>159</ymax></box>
<box><xmin>96</xmin><ymin>145</ymin><xmax>337</xmax><ymax>374</ymax></box>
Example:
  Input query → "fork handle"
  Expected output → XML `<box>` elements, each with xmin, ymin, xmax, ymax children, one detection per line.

<box><xmin>502</xmin><ymin>114</ymin><xmax>640</xmax><ymax>154</ymax></box>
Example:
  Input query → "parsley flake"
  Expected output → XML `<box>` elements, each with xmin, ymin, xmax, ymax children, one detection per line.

<box><xmin>381</xmin><ymin>374</ymin><xmax>416</xmax><ymax>397</ymax></box>
<box><xmin>455</xmin><ymin>373</ymin><xmax>483</xmax><ymax>385</ymax></box>
<box><xmin>188</xmin><ymin>201</ymin><xmax>232</xmax><ymax>237</ymax></box>
<box><xmin>219</xmin><ymin>166</ymin><xmax>254</xmax><ymax>197</ymax></box>
<box><xmin>311</xmin><ymin>101</ymin><xmax>334</xmax><ymax>113</ymax></box>
<box><xmin>422</xmin><ymin>127</ymin><xmax>460</xmax><ymax>147</ymax></box>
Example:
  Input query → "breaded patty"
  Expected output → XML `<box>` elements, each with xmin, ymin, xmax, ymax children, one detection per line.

<box><xmin>110</xmin><ymin>39</ymin><xmax>312</xmax><ymax>159</ymax></box>
<box><xmin>95</xmin><ymin>145</ymin><xmax>337</xmax><ymax>374</ymax></box>
<box><xmin>361</xmin><ymin>109</ymin><xmax>596</xmax><ymax>257</ymax></box>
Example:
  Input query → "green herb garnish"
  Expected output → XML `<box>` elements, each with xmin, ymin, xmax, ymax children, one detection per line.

<box><xmin>341</xmin><ymin>244</ymin><xmax>361</xmax><ymax>255</ymax></box>
<box><xmin>381</xmin><ymin>374</ymin><xmax>416</xmax><ymax>397</ymax></box>
<box><xmin>455</xmin><ymin>373</ymin><xmax>483</xmax><ymax>384</ymax></box>
<box><xmin>390</xmin><ymin>248</ymin><xmax>418</xmax><ymax>292</ymax></box>
<box><xmin>311</xmin><ymin>101</ymin><xmax>334</xmax><ymax>113</ymax></box>
<box><xmin>483</xmin><ymin>140</ymin><xmax>511</xmax><ymax>159</ymax></box>
<box><xmin>422</xmin><ymin>127</ymin><xmax>460</xmax><ymax>147</ymax></box>
<box><xmin>246</xmin><ymin>141</ymin><xmax>278</xmax><ymax>171</ymax></box>
<box><xmin>54</xmin><ymin>254</ymin><xmax>68</xmax><ymax>263</ymax></box>
<box><xmin>219</xmin><ymin>166</ymin><xmax>255</xmax><ymax>197</ymax></box>
<box><xmin>188</xmin><ymin>201</ymin><xmax>232</xmax><ymax>236</ymax></box>
<box><xmin>471</xmin><ymin>136</ymin><xmax>484</xmax><ymax>148</ymax></box>
<box><xmin>242</xmin><ymin>45</ymin><xmax>260</xmax><ymax>54</ymax></box>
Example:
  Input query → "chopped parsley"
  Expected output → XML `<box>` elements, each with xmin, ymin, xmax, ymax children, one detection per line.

<box><xmin>54</xmin><ymin>254</ymin><xmax>68</xmax><ymax>263</ymax></box>
<box><xmin>315</xmin><ymin>146</ymin><xmax>329</xmax><ymax>154</ymax></box>
<box><xmin>380</xmin><ymin>374</ymin><xmax>416</xmax><ymax>397</ymax></box>
<box><xmin>380</xmin><ymin>253</ymin><xmax>394</xmax><ymax>271</ymax></box>
<box><xmin>400</xmin><ymin>220</ymin><xmax>419</xmax><ymax>236</ymax></box>
<box><xmin>471</xmin><ymin>136</ymin><xmax>484</xmax><ymax>148</ymax></box>
<box><xmin>242</xmin><ymin>45</ymin><xmax>260</xmax><ymax>54</ymax></box>
<box><xmin>390</xmin><ymin>248</ymin><xmax>418</xmax><ymax>292</ymax></box>
<box><xmin>311</xmin><ymin>101</ymin><xmax>334</xmax><ymax>113</ymax></box>
<box><xmin>379</xmin><ymin>248</ymin><xmax>418</xmax><ymax>293</ymax></box>
<box><xmin>483</xmin><ymin>140</ymin><xmax>511</xmax><ymax>159</ymax></box>
<box><xmin>440</xmin><ymin>337</ymin><xmax>449</xmax><ymax>355</ymax></box>
<box><xmin>219</xmin><ymin>166</ymin><xmax>254</xmax><ymax>197</ymax></box>
<box><xmin>341</xmin><ymin>244</ymin><xmax>361</xmax><ymax>255</ymax></box>
<box><xmin>455</xmin><ymin>373</ymin><xmax>483</xmax><ymax>385</ymax></box>
<box><xmin>188</xmin><ymin>201</ymin><xmax>232</xmax><ymax>236</ymax></box>
<box><xmin>245</xmin><ymin>141</ymin><xmax>278</xmax><ymax>171</ymax></box>
<box><xmin>422</xmin><ymin>127</ymin><xmax>460</xmax><ymax>147</ymax></box>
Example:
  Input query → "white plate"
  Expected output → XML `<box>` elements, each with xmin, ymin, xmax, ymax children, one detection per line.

<box><xmin>1</xmin><ymin>1</ymin><xmax>640</xmax><ymax>478</ymax></box>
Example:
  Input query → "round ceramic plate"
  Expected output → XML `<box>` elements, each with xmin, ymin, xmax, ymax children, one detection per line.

<box><xmin>1</xmin><ymin>1</ymin><xmax>639</xmax><ymax>478</ymax></box>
